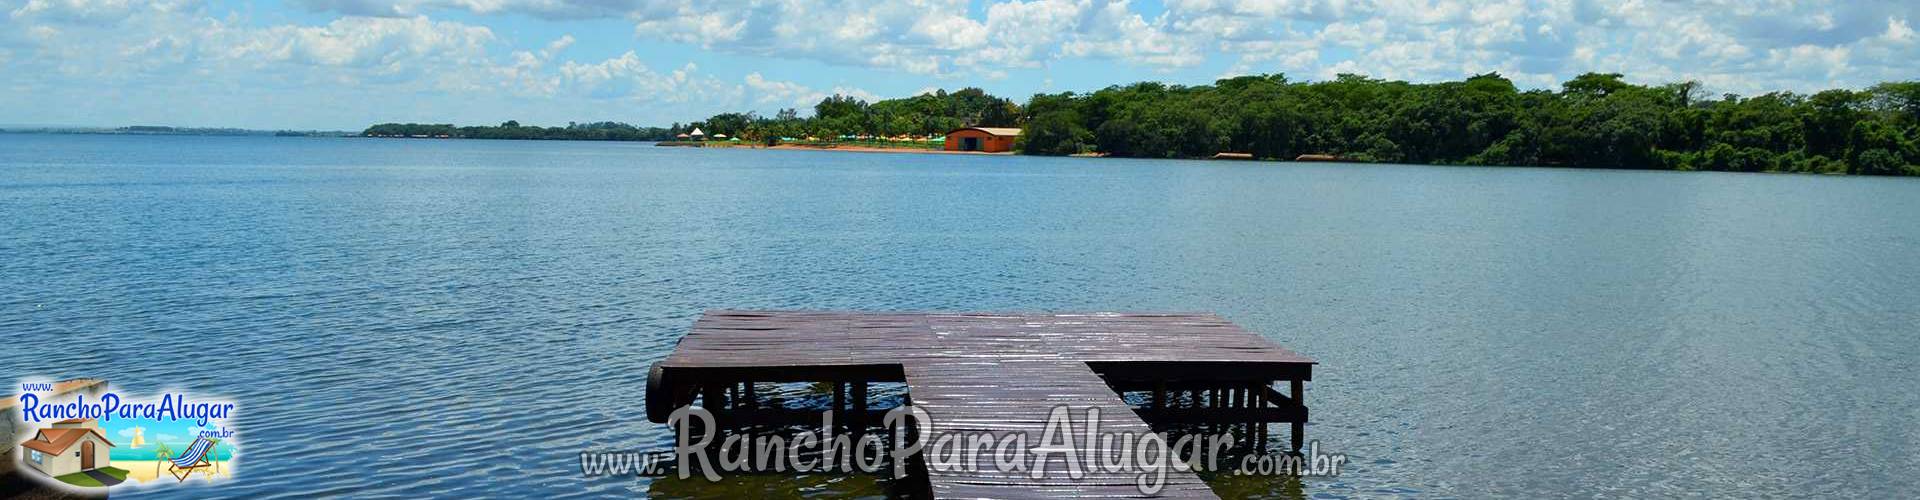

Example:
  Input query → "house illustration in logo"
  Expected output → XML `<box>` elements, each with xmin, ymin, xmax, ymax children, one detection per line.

<box><xmin>18</xmin><ymin>418</ymin><xmax>115</xmax><ymax>479</ymax></box>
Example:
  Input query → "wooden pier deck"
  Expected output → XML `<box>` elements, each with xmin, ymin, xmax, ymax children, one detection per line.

<box><xmin>647</xmin><ymin>311</ymin><xmax>1316</xmax><ymax>499</ymax></box>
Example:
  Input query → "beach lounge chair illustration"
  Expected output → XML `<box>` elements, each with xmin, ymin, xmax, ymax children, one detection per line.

<box><xmin>165</xmin><ymin>437</ymin><xmax>219</xmax><ymax>481</ymax></box>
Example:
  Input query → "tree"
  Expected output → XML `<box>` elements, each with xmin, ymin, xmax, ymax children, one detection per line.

<box><xmin>1801</xmin><ymin>89</ymin><xmax>1865</xmax><ymax>158</ymax></box>
<box><xmin>1563</xmin><ymin>73</ymin><xmax>1631</xmax><ymax>98</ymax></box>
<box><xmin>1847</xmin><ymin>120</ymin><xmax>1916</xmax><ymax>175</ymax></box>
<box><xmin>1017</xmin><ymin>111</ymin><xmax>1092</xmax><ymax>155</ymax></box>
<box><xmin>1853</xmin><ymin>149</ymin><xmax>1905</xmax><ymax>176</ymax></box>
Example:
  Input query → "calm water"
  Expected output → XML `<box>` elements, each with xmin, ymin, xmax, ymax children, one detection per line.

<box><xmin>3</xmin><ymin>134</ymin><xmax>1918</xmax><ymax>498</ymax></box>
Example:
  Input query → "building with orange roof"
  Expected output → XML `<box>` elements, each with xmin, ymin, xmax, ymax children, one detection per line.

<box><xmin>18</xmin><ymin>418</ymin><xmax>114</xmax><ymax>478</ymax></box>
<box><xmin>943</xmin><ymin>127</ymin><xmax>1021</xmax><ymax>153</ymax></box>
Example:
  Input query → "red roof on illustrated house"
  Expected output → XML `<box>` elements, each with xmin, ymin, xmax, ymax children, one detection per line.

<box><xmin>19</xmin><ymin>426</ymin><xmax>114</xmax><ymax>455</ymax></box>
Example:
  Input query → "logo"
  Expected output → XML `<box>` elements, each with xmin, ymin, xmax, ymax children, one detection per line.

<box><xmin>583</xmin><ymin>405</ymin><xmax>1345</xmax><ymax>495</ymax></box>
<box><xmin>7</xmin><ymin>379</ymin><xmax>239</xmax><ymax>492</ymax></box>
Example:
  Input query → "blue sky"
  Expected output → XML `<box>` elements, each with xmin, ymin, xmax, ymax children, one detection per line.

<box><xmin>1</xmin><ymin>0</ymin><xmax>1916</xmax><ymax>130</ymax></box>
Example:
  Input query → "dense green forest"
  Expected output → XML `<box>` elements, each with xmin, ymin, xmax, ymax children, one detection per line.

<box><xmin>363</xmin><ymin>121</ymin><xmax>675</xmax><ymax>141</ymax></box>
<box><xmin>369</xmin><ymin>73</ymin><xmax>1920</xmax><ymax>176</ymax></box>
<box><xmin>363</xmin><ymin>88</ymin><xmax>1017</xmax><ymax>144</ymax></box>
<box><xmin>680</xmin><ymin>87</ymin><xmax>1021</xmax><ymax>140</ymax></box>
<box><xmin>1015</xmin><ymin>73</ymin><xmax>1920</xmax><ymax>175</ymax></box>
<box><xmin>673</xmin><ymin>73</ymin><xmax>1919</xmax><ymax>176</ymax></box>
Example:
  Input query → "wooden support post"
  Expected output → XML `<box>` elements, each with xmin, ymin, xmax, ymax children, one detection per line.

<box><xmin>1209</xmin><ymin>387</ymin><xmax>1223</xmax><ymax>436</ymax></box>
<box><xmin>703</xmin><ymin>383</ymin><xmax>724</xmax><ymax>410</ymax></box>
<box><xmin>1290</xmin><ymin>379</ymin><xmax>1305</xmax><ymax>454</ymax></box>
<box><xmin>1225</xmin><ymin>386</ymin><xmax>1238</xmax><ymax>447</ymax></box>
<box><xmin>832</xmin><ymin>381</ymin><xmax>847</xmax><ymax>432</ymax></box>
<box><xmin>852</xmin><ymin>381</ymin><xmax>869</xmax><ymax>433</ymax></box>
<box><xmin>1233</xmin><ymin>386</ymin><xmax>1247</xmax><ymax>448</ymax></box>
<box><xmin>1252</xmin><ymin>382</ymin><xmax>1267</xmax><ymax>452</ymax></box>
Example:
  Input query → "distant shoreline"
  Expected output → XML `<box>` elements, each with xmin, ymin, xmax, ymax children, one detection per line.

<box><xmin>1</xmin><ymin>126</ymin><xmax>352</xmax><ymax>137</ymax></box>
<box><xmin>654</xmin><ymin>141</ymin><xmax>1015</xmax><ymax>156</ymax></box>
<box><xmin>763</xmin><ymin>144</ymin><xmax>1011</xmax><ymax>155</ymax></box>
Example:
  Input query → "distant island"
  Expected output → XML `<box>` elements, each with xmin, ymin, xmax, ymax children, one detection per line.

<box><xmin>1</xmin><ymin>125</ymin><xmax>352</xmax><ymax>137</ymax></box>
<box><xmin>361</xmin><ymin>121</ymin><xmax>675</xmax><ymax>142</ymax></box>
<box><xmin>362</xmin><ymin>73</ymin><xmax>1920</xmax><ymax>177</ymax></box>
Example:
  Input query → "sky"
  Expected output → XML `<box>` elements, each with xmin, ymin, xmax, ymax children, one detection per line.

<box><xmin>1</xmin><ymin>0</ymin><xmax>1916</xmax><ymax>130</ymax></box>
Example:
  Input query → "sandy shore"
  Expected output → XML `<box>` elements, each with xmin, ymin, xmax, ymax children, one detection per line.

<box><xmin>110</xmin><ymin>460</ymin><xmax>234</xmax><ymax>484</ymax></box>
<box><xmin>764</xmin><ymin>144</ymin><xmax>1013</xmax><ymax>155</ymax></box>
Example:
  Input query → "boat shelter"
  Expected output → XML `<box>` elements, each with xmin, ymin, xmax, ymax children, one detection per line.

<box><xmin>943</xmin><ymin>127</ymin><xmax>1021</xmax><ymax>152</ymax></box>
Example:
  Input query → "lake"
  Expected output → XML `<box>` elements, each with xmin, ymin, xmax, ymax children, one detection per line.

<box><xmin>3</xmin><ymin>134</ymin><xmax>1917</xmax><ymax>498</ymax></box>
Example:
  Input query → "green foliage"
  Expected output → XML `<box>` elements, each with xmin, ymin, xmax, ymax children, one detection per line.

<box><xmin>1854</xmin><ymin>149</ymin><xmax>1905</xmax><ymax>176</ymax></box>
<box><xmin>371</xmin><ymin>75</ymin><xmax>1920</xmax><ymax>176</ymax></box>
<box><xmin>1562</xmin><ymin>73</ymin><xmax>1631</xmax><ymax>98</ymax></box>
<box><xmin>1003</xmin><ymin>73</ymin><xmax>1919</xmax><ymax>176</ymax></box>
<box><xmin>362</xmin><ymin>121</ymin><xmax>674</xmax><ymax>141</ymax></box>
<box><xmin>1017</xmin><ymin>110</ymin><xmax>1092</xmax><ymax>155</ymax></box>
<box><xmin>675</xmin><ymin>87</ymin><xmax>1023</xmax><ymax>143</ymax></box>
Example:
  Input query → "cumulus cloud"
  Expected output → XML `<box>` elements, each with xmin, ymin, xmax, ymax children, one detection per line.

<box><xmin>222</xmin><ymin>16</ymin><xmax>496</xmax><ymax>72</ymax></box>
<box><xmin>8</xmin><ymin>0</ymin><xmax>202</xmax><ymax>23</ymax></box>
<box><xmin>744</xmin><ymin>72</ymin><xmax>878</xmax><ymax>109</ymax></box>
<box><xmin>559</xmin><ymin>53</ymin><xmax>740</xmax><ymax>104</ymax></box>
<box><xmin>259</xmin><ymin>0</ymin><xmax>1920</xmax><ymax>91</ymax></box>
<box><xmin>287</xmin><ymin>0</ymin><xmax>1221</xmax><ymax>76</ymax></box>
<box><xmin>2</xmin><ymin>0</ymin><xmax>1916</xmax><ymax>129</ymax></box>
<box><xmin>291</xmin><ymin>0</ymin><xmax>644</xmax><ymax>19</ymax></box>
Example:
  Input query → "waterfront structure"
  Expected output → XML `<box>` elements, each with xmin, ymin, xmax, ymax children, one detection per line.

<box><xmin>942</xmin><ymin>127</ymin><xmax>1021</xmax><ymax>152</ymax></box>
<box><xmin>647</xmin><ymin>310</ymin><xmax>1315</xmax><ymax>499</ymax></box>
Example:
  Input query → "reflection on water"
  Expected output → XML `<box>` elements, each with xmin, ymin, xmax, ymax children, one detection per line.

<box><xmin>1202</xmin><ymin>474</ymin><xmax>1307</xmax><ymax>500</ymax></box>
<box><xmin>647</xmin><ymin>381</ymin><xmax>1340</xmax><ymax>499</ymax></box>
<box><xmin>4</xmin><ymin>135</ymin><xmax>1918</xmax><ymax>497</ymax></box>
<box><xmin>646</xmin><ymin>473</ymin><xmax>892</xmax><ymax>500</ymax></box>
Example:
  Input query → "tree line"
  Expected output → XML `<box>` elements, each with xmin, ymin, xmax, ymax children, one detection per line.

<box><xmin>362</xmin><ymin>87</ymin><xmax>1018</xmax><ymax>144</ymax></box>
<box><xmin>369</xmin><ymin>72</ymin><xmax>1920</xmax><ymax>176</ymax></box>
<box><xmin>1016</xmin><ymin>73</ymin><xmax>1920</xmax><ymax>175</ymax></box>
<box><xmin>683</xmin><ymin>73</ymin><xmax>1918</xmax><ymax>175</ymax></box>
<box><xmin>363</xmin><ymin>121</ymin><xmax>676</xmax><ymax>141</ymax></box>
<box><xmin>675</xmin><ymin>87</ymin><xmax>1020</xmax><ymax>142</ymax></box>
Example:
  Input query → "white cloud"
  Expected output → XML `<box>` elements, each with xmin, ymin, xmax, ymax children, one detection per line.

<box><xmin>560</xmin><ymin>54</ymin><xmax>740</xmax><ymax>105</ymax></box>
<box><xmin>1887</xmin><ymin>17</ymin><xmax>1914</xmax><ymax>43</ymax></box>
<box><xmin>4</xmin><ymin>0</ymin><xmax>1919</xmax><ymax>130</ymax></box>
<box><xmin>292</xmin><ymin>0</ymin><xmax>644</xmax><ymax>19</ymax></box>
<box><xmin>8</xmin><ymin>0</ymin><xmax>201</xmax><ymax>23</ymax></box>
<box><xmin>258</xmin><ymin>0</ymin><xmax>1920</xmax><ymax>91</ymax></box>
<box><xmin>744</xmin><ymin>72</ymin><xmax>878</xmax><ymax>110</ymax></box>
<box><xmin>224</xmin><ymin>16</ymin><xmax>495</xmax><ymax>70</ymax></box>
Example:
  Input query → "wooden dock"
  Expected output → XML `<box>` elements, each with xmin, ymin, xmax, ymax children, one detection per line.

<box><xmin>647</xmin><ymin>311</ymin><xmax>1316</xmax><ymax>499</ymax></box>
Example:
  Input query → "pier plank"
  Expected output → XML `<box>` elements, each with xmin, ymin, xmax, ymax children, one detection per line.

<box><xmin>653</xmin><ymin>311</ymin><xmax>1316</xmax><ymax>499</ymax></box>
